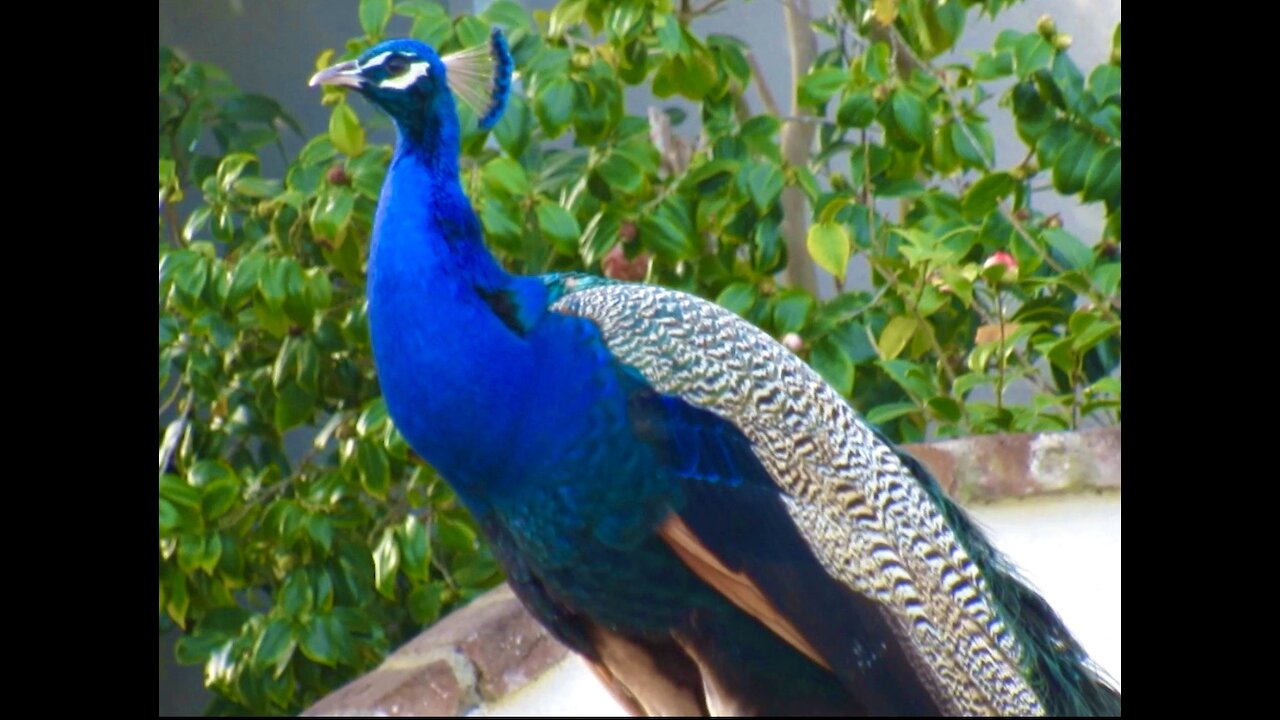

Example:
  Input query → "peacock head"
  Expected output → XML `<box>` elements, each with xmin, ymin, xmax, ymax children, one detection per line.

<box><xmin>309</xmin><ymin>29</ymin><xmax>512</xmax><ymax>137</ymax></box>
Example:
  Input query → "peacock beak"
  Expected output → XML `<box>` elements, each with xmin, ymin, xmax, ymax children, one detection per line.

<box><xmin>309</xmin><ymin>60</ymin><xmax>363</xmax><ymax>88</ymax></box>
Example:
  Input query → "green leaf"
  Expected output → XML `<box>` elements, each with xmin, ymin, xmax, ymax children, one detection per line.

<box><xmin>328</xmin><ymin>103</ymin><xmax>365</xmax><ymax>157</ymax></box>
<box><xmin>864</xmin><ymin>42</ymin><xmax>891</xmax><ymax>82</ymax></box>
<box><xmin>359</xmin><ymin>0</ymin><xmax>392</xmax><ymax>38</ymax></box>
<box><xmin>740</xmin><ymin>114</ymin><xmax>780</xmax><ymax>143</ymax></box>
<box><xmin>549</xmin><ymin>0</ymin><xmax>588</xmax><ymax>36</ymax></box>
<box><xmin>798</xmin><ymin>68</ymin><xmax>847</xmax><ymax>107</ymax></box>
<box><xmin>716</xmin><ymin>283</ymin><xmax>758</xmax><ymax>318</ymax></box>
<box><xmin>1089</xmin><ymin>64</ymin><xmax>1121</xmax><ymax>103</ymax></box>
<box><xmin>410</xmin><ymin>7</ymin><xmax>452</xmax><ymax>46</ymax></box>
<box><xmin>772</xmin><ymin>291</ymin><xmax>814</xmax><ymax>334</ymax></box>
<box><xmin>927</xmin><ymin>396</ymin><xmax>962</xmax><ymax>422</ymax></box>
<box><xmin>791</xmin><ymin>165</ymin><xmax>820</xmax><ymax>204</ymax></box>
<box><xmin>594</xmin><ymin>150</ymin><xmax>643</xmax><ymax>196</ymax></box>
<box><xmin>810</xmin><ymin>337</ymin><xmax>854</xmax><ymax>396</ymax></box>
<box><xmin>962</xmin><ymin>172</ymin><xmax>1015</xmax><ymax>219</ymax></box>
<box><xmin>253</xmin><ymin>619</ymin><xmax>297</xmax><ymax>676</ymax></box>
<box><xmin>1072</xmin><ymin>318</ymin><xmax>1120</xmax><ymax>354</ymax></box>
<box><xmin>1050</xmin><ymin>52</ymin><xmax>1085</xmax><ymax>112</ymax></box>
<box><xmin>743</xmin><ymin>161</ymin><xmax>784</xmax><ymax>211</ymax></box>
<box><xmin>306</xmin><ymin>269</ymin><xmax>334</xmax><ymax>312</ymax></box>
<box><xmin>188</xmin><ymin>459</ymin><xmax>236</xmax><ymax>488</ymax></box>
<box><xmin>658</xmin><ymin>53</ymin><xmax>717</xmax><ymax>101</ymax></box>
<box><xmin>879</xmin><ymin>359</ymin><xmax>935</xmax><ymax>398</ymax></box>
<box><xmin>216</xmin><ymin>153</ymin><xmax>258</xmax><ymax>193</ymax></box>
<box><xmin>578</xmin><ymin>209</ymin><xmax>620</xmax><ymax>266</ymax></box>
<box><xmin>685</xmin><ymin>158</ymin><xmax>738</xmax><ymax>194</ymax></box>
<box><xmin>481</xmin><ymin>200</ymin><xmax>523</xmax><ymax>250</ymax></box>
<box><xmin>537</xmin><ymin>201</ymin><xmax>582</xmax><ymax>256</ymax></box>
<box><xmin>483</xmin><ymin>157</ymin><xmax>530</xmax><ymax>196</ymax></box>
<box><xmin>865</xmin><ymin>402</ymin><xmax>919</xmax><ymax>426</ymax></box>
<box><xmin>373</xmin><ymin>528</ymin><xmax>400</xmax><ymax>600</ymax></box>
<box><xmin>176</xmin><ymin>532</ymin><xmax>203</xmax><ymax>571</ymax></box>
<box><xmin>310</xmin><ymin>187</ymin><xmax>355</xmax><ymax>240</ymax></box>
<box><xmin>160</xmin><ymin>157</ymin><xmax>176</xmax><ymax>184</ymax></box>
<box><xmin>172</xmin><ymin>252</ymin><xmax>210</xmax><ymax>300</ymax></box>
<box><xmin>163</xmin><ymin>566</ymin><xmax>189</xmax><ymax>627</ymax></box>
<box><xmin>160</xmin><ymin>473</ymin><xmax>201</xmax><ymax>511</ymax></box>
<box><xmin>878</xmin><ymin>316</ymin><xmax>917</xmax><ymax>360</ymax></box>
<box><xmin>972</xmin><ymin>51</ymin><xmax>1013</xmax><ymax>80</ymax></box>
<box><xmin>357</xmin><ymin>397</ymin><xmax>389</xmax><ymax>437</ymax></box>
<box><xmin>952</xmin><ymin>372</ymin><xmax>991</xmax><ymax>398</ymax></box>
<box><xmin>358</xmin><ymin>439</ymin><xmax>391</xmax><ymax>499</ymax></box>
<box><xmin>182</xmin><ymin>207</ymin><xmax>211</xmax><ymax>243</ymax></box>
<box><xmin>159</xmin><ymin>498</ymin><xmax>180</xmax><ymax>532</ymax></box>
<box><xmin>1083</xmin><ymin>146</ymin><xmax>1120</xmax><ymax>205</ymax></box>
<box><xmin>889</xmin><ymin>89</ymin><xmax>931</xmax><ymax>148</ymax></box>
<box><xmin>830</xmin><ymin>319</ymin><xmax>878</xmax><ymax>363</ymax></box>
<box><xmin>307</xmin><ymin>514</ymin><xmax>334</xmax><ymax>552</ymax></box>
<box><xmin>493</xmin><ymin>93</ymin><xmax>533</xmax><ymax>157</ymax></box>
<box><xmin>950</xmin><ymin>121</ymin><xmax>987</xmax><ymax>169</ymax></box>
<box><xmin>201</xmin><ymin>480</ymin><xmax>240</xmax><ymax>521</ymax></box>
<box><xmin>274</xmin><ymin>381</ymin><xmax>315</xmax><ymax>434</ymax></box>
<box><xmin>436</xmin><ymin>514</ymin><xmax>478</xmax><ymax>554</ymax></box>
<box><xmin>400</xmin><ymin>516</ymin><xmax>431</xmax><ymax>582</ymax></box>
<box><xmin>1093</xmin><ymin>262</ymin><xmax>1121</xmax><ymax>297</ymax></box>
<box><xmin>456</xmin><ymin>15</ymin><xmax>490</xmax><ymax>48</ymax></box>
<box><xmin>806</xmin><ymin>222</ymin><xmax>852</xmax><ymax>282</ymax></box>
<box><xmin>1042</xmin><ymin>228</ymin><xmax>1093</xmax><ymax>271</ymax></box>
<box><xmin>453</xmin><ymin>550</ymin><xmax>501</xmax><ymax>587</ymax></box>
<box><xmin>752</xmin><ymin>219</ymin><xmax>785</xmax><ymax>274</ymax></box>
<box><xmin>919</xmin><ymin>0</ymin><xmax>965</xmax><ymax>56</ymax></box>
<box><xmin>299</xmin><ymin>615</ymin><xmax>337</xmax><ymax>666</ymax></box>
<box><xmin>407</xmin><ymin>582</ymin><xmax>446</xmax><ymax>624</ymax></box>
<box><xmin>836</xmin><ymin>90</ymin><xmax>877</xmax><ymax>128</ymax></box>
<box><xmin>1089</xmin><ymin>104</ymin><xmax>1121</xmax><ymax>140</ymax></box>
<box><xmin>1052</xmin><ymin>130</ymin><xmax>1099</xmax><ymax>196</ymax></box>
<box><xmin>233</xmin><ymin>177</ymin><xmax>281</xmax><ymax>199</ymax></box>
<box><xmin>174</xmin><ymin>632</ymin><xmax>231</xmax><ymax>667</ymax></box>
<box><xmin>639</xmin><ymin>197</ymin><xmax>698</xmax><ymax>262</ymax></box>
<box><xmin>1014</xmin><ymin>34</ymin><xmax>1053</xmax><ymax>78</ymax></box>
<box><xmin>535</xmin><ymin>77</ymin><xmax>575</xmax><ymax>136</ymax></box>
<box><xmin>482</xmin><ymin>0</ymin><xmax>531</xmax><ymax>30</ymax></box>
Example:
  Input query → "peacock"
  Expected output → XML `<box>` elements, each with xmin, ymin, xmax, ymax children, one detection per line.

<box><xmin>310</xmin><ymin>29</ymin><xmax>1120</xmax><ymax>716</ymax></box>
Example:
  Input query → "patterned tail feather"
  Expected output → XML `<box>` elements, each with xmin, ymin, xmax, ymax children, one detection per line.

<box><xmin>892</xmin><ymin>447</ymin><xmax>1122</xmax><ymax>716</ymax></box>
<box><xmin>442</xmin><ymin>27</ymin><xmax>513</xmax><ymax>129</ymax></box>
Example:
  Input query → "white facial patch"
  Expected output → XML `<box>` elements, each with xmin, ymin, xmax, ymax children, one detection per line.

<box><xmin>378</xmin><ymin>61</ymin><xmax>430</xmax><ymax>90</ymax></box>
<box><xmin>359</xmin><ymin>52</ymin><xmax>393</xmax><ymax>71</ymax></box>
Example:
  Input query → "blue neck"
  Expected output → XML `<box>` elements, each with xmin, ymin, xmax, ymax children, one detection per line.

<box><xmin>367</xmin><ymin>124</ymin><xmax>530</xmax><ymax>500</ymax></box>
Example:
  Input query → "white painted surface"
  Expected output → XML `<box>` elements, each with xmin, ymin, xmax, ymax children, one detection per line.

<box><xmin>474</xmin><ymin>493</ymin><xmax>1121</xmax><ymax>716</ymax></box>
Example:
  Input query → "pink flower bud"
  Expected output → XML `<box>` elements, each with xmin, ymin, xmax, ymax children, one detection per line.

<box><xmin>782</xmin><ymin>333</ymin><xmax>804</xmax><ymax>352</ymax></box>
<box><xmin>983</xmin><ymin>251</ymin><xmax>1018</xmax><ymax>274</ymax></box>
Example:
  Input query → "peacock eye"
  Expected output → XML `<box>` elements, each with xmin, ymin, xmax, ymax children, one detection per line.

<box><xmin>384</xmin><ymin>55</ymin><xmax>409</xmax><ymax>76</ymax></box>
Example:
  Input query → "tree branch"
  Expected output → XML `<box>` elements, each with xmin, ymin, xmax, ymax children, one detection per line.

<box><xmin>780</xmin><ymin>0</ymin><xmax>819</xmax><ymax>294</ymax></box>
<box><xmin>745</xmin><ymin>50</ymin><xmax>780</xmax><ymax>117</ymax></box>
<box><xmin>867</xmin><ymin>19</ymin><xmax>930</xmax><ymax>79</ymax></box>
<box><xmin>686</xmin><ymin>0</ymin><xmax>729</xmax><ymax>18</ymax></box>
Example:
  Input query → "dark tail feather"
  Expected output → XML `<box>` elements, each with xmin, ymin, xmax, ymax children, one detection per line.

<box><xmin>891</xmin><ymin>446</ymin><xmax>1122</xmax><ymax>716</ymax></box>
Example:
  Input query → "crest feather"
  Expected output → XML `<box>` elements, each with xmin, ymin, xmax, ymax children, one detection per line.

<box><xmin>442</xmin><ymin>28</ymin><xmax>513</xmax><ymax>130</ymax></box>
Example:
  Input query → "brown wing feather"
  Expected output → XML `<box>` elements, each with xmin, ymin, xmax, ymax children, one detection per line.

<box><xmin>658</xmin><ymin>514</ymin><xmax>830</xmax><ymax>672</ymax></box>
<box><xmin>580</xmin><ymin>621</ymin><xmax>709</xmax><ymax>716</ymax></box>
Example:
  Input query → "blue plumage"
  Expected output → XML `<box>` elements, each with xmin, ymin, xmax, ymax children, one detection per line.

<box><xmin>311</xmin><ymin>31</ymin><xmax>1120</xmax><ymax>716</ymax></box>
<box><xmin>477</xmin><ymin>29</ymin><xmax>512</xmax><ymax>129</ymax></box>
